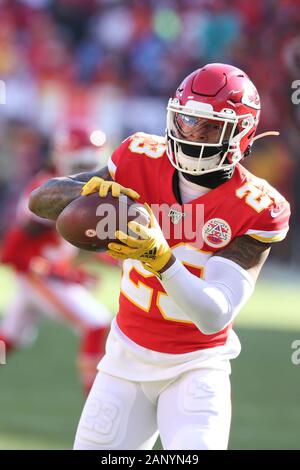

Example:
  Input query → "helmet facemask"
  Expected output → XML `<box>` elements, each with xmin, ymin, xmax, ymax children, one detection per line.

<box><xmin>166</xmin><ymin>99</ymin><xmax>256</xmax><ymax>175</ymax></box>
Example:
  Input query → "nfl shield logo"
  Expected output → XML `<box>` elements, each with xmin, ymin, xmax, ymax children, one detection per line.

<box><xmin>168</xmin><ymin>209</ymin><xmax>185</xmax><ymax>224</ymax></box>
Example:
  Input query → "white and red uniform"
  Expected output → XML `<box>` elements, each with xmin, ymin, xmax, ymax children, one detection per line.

<box><xmin>74</xmin><ymin>133</ymin><xmax>290</xmax><ymax>450</ymax></box>
<box><xmin>106</xmin><ymin>133</ymin><xmax>289</xmax><ymax>352</ymax></box>
<box><xmin>0</xmin><ymin>171</ymin><xmax>112</xmax><ymax>392</ymax></box>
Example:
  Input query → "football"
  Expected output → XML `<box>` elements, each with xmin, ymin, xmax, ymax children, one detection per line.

<box><xmin>56</xmin><ymin>192</ymin><xmax>150</xmax><ymax>251</ymax></box>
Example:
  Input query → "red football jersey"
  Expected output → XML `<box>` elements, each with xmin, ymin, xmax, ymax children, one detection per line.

<box><xmin>108</xmin><ymin>132</ymin><xmax>290</xmax><ymax>354</ymax></box>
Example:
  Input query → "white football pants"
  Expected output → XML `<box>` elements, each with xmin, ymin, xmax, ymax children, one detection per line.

<box><xmin>1</xmin><ymin>273</ymin><xmax>111</xmax><ymax>344</ymax></box>
<box><xmin>74</xmin><ymin>367</ymin><xmax>231</xmax><ymax>450</ymax></box>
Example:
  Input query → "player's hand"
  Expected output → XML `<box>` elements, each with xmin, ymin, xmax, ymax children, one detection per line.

<box><xmin>81</xmin><ymin>176</ymin><xmax>140</xmax><ymax>200</ymax></box>
<box><xmin>107</xmin><ymin>204</ymin><xmax>172</xmax><ymax>277</ymax></box>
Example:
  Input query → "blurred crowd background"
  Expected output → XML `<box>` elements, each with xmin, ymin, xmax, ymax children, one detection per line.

<box><xmin>0</xmin><ymin>0</ymin><xmax>299</xmax><ymax>264</ymax></box>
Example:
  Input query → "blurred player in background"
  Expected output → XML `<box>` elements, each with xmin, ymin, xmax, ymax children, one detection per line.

<box><xmin>0</xmin><ymin>125</ymin><xmax>112</xmax><ymax>393</ymax></box>
<box><xmin>30</xmin><ymin>64</ymin><xmax>291</xmax><ymax>450</ymax></box>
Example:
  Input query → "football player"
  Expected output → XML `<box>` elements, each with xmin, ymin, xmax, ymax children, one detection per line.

<box><xmin>29</xmin><ymin>64</ymin><xmax>290</xmax><ymax>449</ymax></box>
<box><xmin>0</xmin><ymin>125</ymin><xmax>112</xmax><ymax>393</ymax></box>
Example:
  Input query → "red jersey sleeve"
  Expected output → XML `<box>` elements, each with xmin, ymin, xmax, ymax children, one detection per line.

<box><xmin>107</xmin><ymin>136</ymin><xmax>133</xmax><ymax>181</ymax></box>
<box><xmin>107</xmin><ymin>132</ymin><xmax>166</xmax><ymax>185</ymax></box>
<box><xmin>245</xmin><ymin>199</ymin><xmax>291</xmax><ymax>243</ymax></box>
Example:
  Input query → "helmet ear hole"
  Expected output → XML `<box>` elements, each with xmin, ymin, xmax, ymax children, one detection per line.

<box><xmin>243</xmin><ymin>145</ymin><xmax>252</xmax><ymax>158</ymax></box>
<box><xmin>247</xmin><ymin>130</ymin><xmax>255</xmax><ymax>141</ymax></box>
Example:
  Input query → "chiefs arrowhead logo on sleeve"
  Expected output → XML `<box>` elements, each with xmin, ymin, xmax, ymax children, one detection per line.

<box><xmin>202</xmin><ymin>218</ymin><xmax>232</xmax><ymax>248</ymax></box>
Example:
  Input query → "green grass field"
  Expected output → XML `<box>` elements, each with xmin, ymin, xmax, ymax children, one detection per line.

<box><xmin>0</xmin><ymin>264</ymin><xmax>300</xmax><ymax>450</ymax></box>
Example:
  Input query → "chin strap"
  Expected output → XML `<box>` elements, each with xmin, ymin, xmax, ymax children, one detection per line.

<box><xmin>252</xmin><ymin>131</ymin><xmax>280</xmax><ymax>142</ymax></box>
<box><xmin>244</xmin><ymin>131</ymin><xmax>280</xmax><ymax>159</ymax></box>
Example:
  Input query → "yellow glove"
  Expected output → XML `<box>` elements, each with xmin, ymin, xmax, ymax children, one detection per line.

<box><xmin>81</xmin><ymin>176</ymin><xmax>140</xmax><ymax>200</ymax></box>
<box><xmin>108</xmin><ymin>204</ymin><xmax>172</xmax><ymax>277</ymax></box>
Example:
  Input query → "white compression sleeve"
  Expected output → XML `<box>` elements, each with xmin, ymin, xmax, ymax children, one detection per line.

<box><xmin>160</xmin><ymin>256</ymin><xmax>255</xmax><ymax>335</ymax></box>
